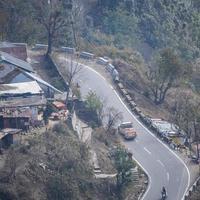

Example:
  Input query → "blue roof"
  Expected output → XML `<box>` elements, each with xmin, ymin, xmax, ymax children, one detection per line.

<box><xmin>0</xmin><ymin>51</ymin><xmax>34</xmax><ymax>72</ymax></box>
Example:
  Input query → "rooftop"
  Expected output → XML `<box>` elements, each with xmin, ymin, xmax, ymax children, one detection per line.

<box><xmin>0</xmin><ymin>51</ymin><xmax>33</xmax><ymax>72</ymax></box>
<box><xmin>0</xmin><ymin>96</ymin><xmax>46</xmax><ymax>108</ymax></box>
<box><xmin>25</xmin><ymin>72</ymin><xmax>63</xmax><ymax>94</ymax></box>
<box><xmin>0</xmin><ymin>81</ymin><xmax>43</xmax><ymax>96</ymax></box>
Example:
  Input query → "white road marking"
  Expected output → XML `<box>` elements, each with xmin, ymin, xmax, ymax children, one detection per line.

<box><xmin>167</xmin><ymin>172</ymin><xmax>170</xmax><ymax>181</ymax></box>
<box><xmin>89</xmin><ymin>87</ymin><xmax>92</xmax><ymax>90</ymax></box>
<box><xmin>144</xmin><ymin>147</ymin><xmax>152</xmax><ymax>155</ymax></box>
<box><xmin>135</xmin><ymin>139</ymin><xmax>138</xmax><ymax>143</ymax></box>
<box><xmin>61</xmin><ymin>56</ymin><xmax>190</xmax><ymax>200</ymax></box>
<box><xmin>157</xmin><ymin>160</ymin><xmax>165</xmax><ymax>167</ymax></box>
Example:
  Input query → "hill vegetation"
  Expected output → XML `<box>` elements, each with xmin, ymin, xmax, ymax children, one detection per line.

<box><xmin>1</xmin><ymin>0</ymin><xmax>200</xmax><ymax>60</ymax></box>
<box><xmin>0</xmin><ymin>123</ymin><xmax>128</xmax><ymax>200</ymax></box>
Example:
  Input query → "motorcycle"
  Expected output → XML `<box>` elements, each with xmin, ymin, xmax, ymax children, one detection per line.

<box><xmin>161</xmin><ymin>192</ymin><xmax>167</xmax><ymax>200</ymax></box>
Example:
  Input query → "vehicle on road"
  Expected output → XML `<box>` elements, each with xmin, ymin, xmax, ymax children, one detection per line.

<box><xmin>118</xmin><ymin>122</ymin><xmax>137</xmax><ymax>140</ymax></box>
<box><xmin>161</xmin><ymin>187</ymin><xmax>167</xmax><ymax>200</ymax></box>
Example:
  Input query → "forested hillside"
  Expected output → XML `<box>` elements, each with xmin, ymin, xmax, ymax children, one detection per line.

<box><xmin>1</xmin><ymin>0</ymin><xmax>200</xmax><ymax>61</ymax></box>
<box><xmin>84</xmin><ymin>0</ymin><xmax>200</xmax><ymax>61</ymax></box>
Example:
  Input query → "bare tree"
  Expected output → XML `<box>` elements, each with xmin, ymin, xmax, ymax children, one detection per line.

<box><xmin>70</xmin><ymin>0</ymin><xmax>85</xmax><ymax>49</ymax></box>
<box><xmin>71</xmin><ymin>82</ymin><xmax>81</xmax><ymax>100</ymax></box>
<box><xmin>5</xmin><ymin>148</ymin><xmax>18</xmax><ymax>182</ymax></box>
<box><xmin>105</xmin><ymin>107</ymin><xmax>123</xmax><ymax>133</ymax></box>
<box><xmin>65</xmin><ymin>56</ymin><xmax>82</xmax><ymax>105</ymax></box>
<box><xmin>31</xmin><ymin>0</ymin><xmax>72</xmax><ymax>56</ymax></box>
<box><xmin>0</xmin><ymin>1</ymin><xmax>8</xmax><ymax>40</ymax></box>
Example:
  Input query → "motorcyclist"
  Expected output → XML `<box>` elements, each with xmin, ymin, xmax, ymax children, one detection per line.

<box><xmin>162</xmin><ymin>186</ymin><xmax>167</xmax><ymax>199</ymax></box>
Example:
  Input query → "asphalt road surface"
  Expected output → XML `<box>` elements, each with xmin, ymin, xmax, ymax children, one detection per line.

<box><xmin>61</xmin><ymin>57</ymin><xmax>190</xmax><ymax>200</ymax></box>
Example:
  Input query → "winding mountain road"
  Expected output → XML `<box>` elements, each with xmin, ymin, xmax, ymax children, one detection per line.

<box><xmin>59</xmin><ymin>56</ymin><xmax>190</xmax><ymax>200</ymax></box>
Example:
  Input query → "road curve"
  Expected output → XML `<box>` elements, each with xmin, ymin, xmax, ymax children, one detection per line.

<box><xmin>60</xmin><ymin>57</ymin><xmax>190</xmax><ymax>200</ymax></box>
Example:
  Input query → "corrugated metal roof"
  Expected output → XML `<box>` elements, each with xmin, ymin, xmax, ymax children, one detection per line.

<box><xmin>25</xmin><ymin>72</ymin><xmax>63</xmax><ymax>94</ymax></box>
<box><xmin>0</xmin><ymin>96</ymin><xmax>46</xmax><ymax>108</ymax></box>
<box><xmin>0</xmin><ymin>51</ymin><xmax>34</xmax><ymax>72</ymax></box>
<box><xmin>0</xmin><ymin>81</ymin><xmax>43</xmax><ymax>95</ymax></box>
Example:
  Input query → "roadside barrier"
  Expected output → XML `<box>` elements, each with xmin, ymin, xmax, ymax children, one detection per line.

<box><xmin>60</xmin><ymin>46</ymin><xmax>75</xmax><ymax>54</ymax></box>
<box><xmin>13</xmin><ymin>42</ymin><xmax>27</xmax><ymax>47</ymax></box>
<box><xmin>34</xmin><ymin>43</ymin><xmax>48</xmax><ymax>50</ymax></box>
<box><xmin>80</xmin><ymin>51</ymin><xmax>94</xmax><ymax>59</ymax></box>
<box><xmin>96</xmin><ymin>57</ymin><xmax>109</xmax><ymax>65</ymax></box>
<box><xmin>106</xmin><ymin>63</ymin><xmax>115</xmax><ymax>73</ymax></box>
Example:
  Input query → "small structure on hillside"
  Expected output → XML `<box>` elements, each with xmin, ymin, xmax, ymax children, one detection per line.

<box><xmin>0</xmin><ymin>96</ymin><xmax>46</xmax><ymax>129</ymax></box>
<box><xmin>0</xmin><ymin>128</ymin><xmax>21</xmax><ymax>148</ymax></box>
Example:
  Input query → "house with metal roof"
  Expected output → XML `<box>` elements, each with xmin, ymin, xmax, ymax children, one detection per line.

<box><xmin>0</xmin><ymin>51</ymin><xmax>62</xmax><ymax>97</ymax></box>
<box><xmin>0</xmin><ymin>81</ymin><xmax>46</xmax><ymax>131</ymax></box>
<box><xmin>0</xmin><ymin>81</ymin><xmax>43</xmax><ymax>98</ymax></box>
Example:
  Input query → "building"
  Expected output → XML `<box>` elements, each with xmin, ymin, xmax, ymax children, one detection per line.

<box><xmin>0</xmin><ymin>81</ymin><xmax>47</xmax><ymax>130</ymax></box>
<box><xmin>0</xmin><ymin>81</ymin><xmax>44</xmax><ymax>99</ymax></box>
<box><xmin>0</xmin><ymin>128</ymin><xmax>21</xmax><ymax>148</ymax></box>
<box><xmin>0</xmin><ymin>97</ymin><xmax>46</xmax><ymax>130</ymax></box>
<box><xmin>0</xmin><ymin>42</ymin><xmax>63</xmax><ymax>135</ymax></box>
<box><xmin>0</xmin><ymin>51</ymin><xmax>62</xmax><ymax>97</ymax></box>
